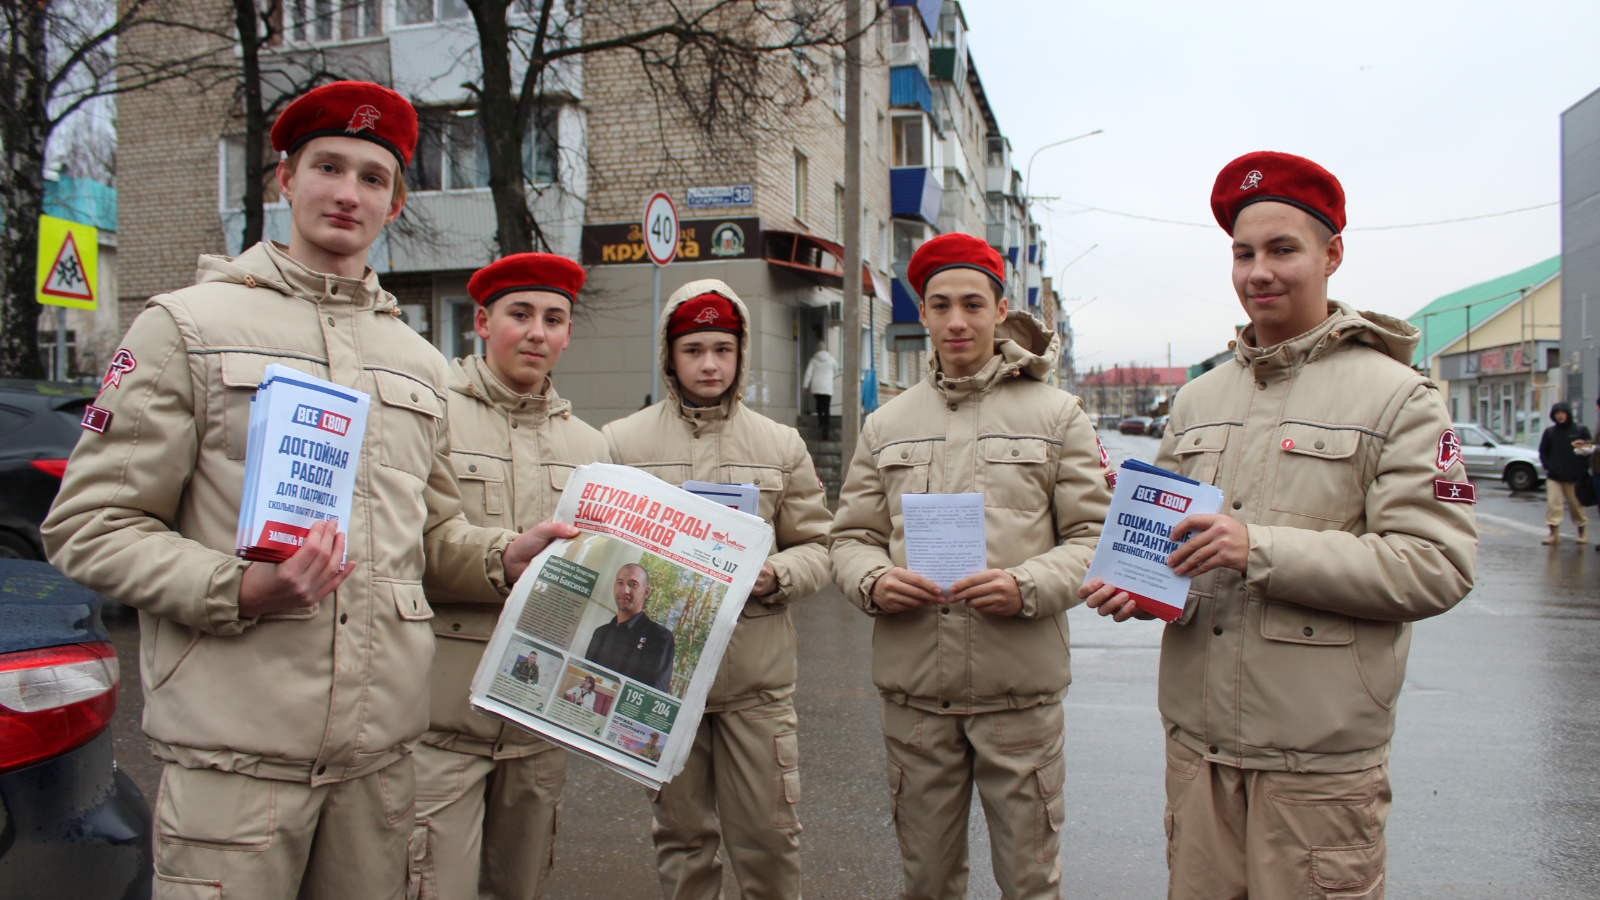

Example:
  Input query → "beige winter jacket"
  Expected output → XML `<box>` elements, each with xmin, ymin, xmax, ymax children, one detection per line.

<box><xmin>42</xmin><ymin>241</ymin><xmax>512</xmax><ymax>785</ymax></box>
<box><xmin>829</xmin><ymin>313</ymin><xmax>1112</xmax><ymax>714</ymax></box>
<box><xmin>601</xmin><ymin>279</ymin><xmax>833</xmax><ymax>712</ymax></box>
<box><xmin>424</xmin><ymin>355</ymin><xmax>610</xmax><ymax>758</ymax></box>
<box><xmin>1154</xmin><ymin>302</ymin><xmax>1477</xmax><ymax>773</ymax></box>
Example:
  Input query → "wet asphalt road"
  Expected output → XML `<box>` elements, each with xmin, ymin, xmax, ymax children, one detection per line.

<box><xmin>105</xmin><ymin>430</ymin><xmax>1600</xmax><ymax>898</ymax></box>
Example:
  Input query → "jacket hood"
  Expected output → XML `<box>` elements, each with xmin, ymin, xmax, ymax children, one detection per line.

<box><xmin>1550</xmin><ymin>401</ymin><xmax>1574</xmax><ymax>423</ymax></box>
<box><xmin>448</xmin><ymin>354</ymin><xmax>572</xmax><ymax>421</ymax></box>
<box><xmin>1233</xmin><ymin>301</ymin><xmax>1419</xmax><ymax>369</ymax></box>
<box><xmin>193</xmin><ymin>241</ymin><xmax>397</xmax><ymax>313</ymax></box>
<box><xmin>657</xmin><ymin>278</ymin><xmax>751</xmax><ymax>414</ymax></box>
<box><xmin>926</xmin><ymin>308</ymin><xmax>1058</xmax><ymax>388</ymax></box>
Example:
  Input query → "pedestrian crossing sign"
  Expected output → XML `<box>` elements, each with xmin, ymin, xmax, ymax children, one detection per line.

<box><xmin>36</xmin><ymin>214</ymin><xmax>98</xmax><ymax>310</ymax></box>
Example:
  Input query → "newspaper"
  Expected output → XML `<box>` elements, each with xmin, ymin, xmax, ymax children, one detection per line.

<box><xmin>470</xmin><ymin>463</ymin><xmax>774</xmax><ymax>789</ymax></box>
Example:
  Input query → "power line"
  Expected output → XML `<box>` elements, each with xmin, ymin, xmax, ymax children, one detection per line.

<box><xmin>1052</xmin><ymin>200</ymin><xmax>1559</xmax><ymax>231</ymax></box>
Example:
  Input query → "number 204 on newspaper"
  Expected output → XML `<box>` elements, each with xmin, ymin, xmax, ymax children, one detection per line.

<box><xmin>1083</xmin><ymin>460</ymin><xmax>1225</xmax><ymax>622</ymax></box>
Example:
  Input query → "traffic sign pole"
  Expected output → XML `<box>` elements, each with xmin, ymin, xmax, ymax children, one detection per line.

<box><xmin>642</xmin><ymin>192</ymin><xmax>678</xmax><ymax>406</ymax></box>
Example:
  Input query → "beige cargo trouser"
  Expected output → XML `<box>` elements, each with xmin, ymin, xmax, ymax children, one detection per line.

<box><xmin>1164</xmin><ymin>737</ymin><xmax>1391</xmax><ymax>900</ymax></box>
<box><xmin>410</xmin><ymin>740</ymin><xmax>567</xmax><ymax>900</ymax></box>
<box><xmin>650</xmin><ymin>694</ymin><xmax>803</xmax><ymax>900</ymax></box>
<box><xmin>1545</xmin><ymin>479</ymin><xmax>1588</xmax><ymax>529</ymax></box>
<box><xmin>881</xmin><ymin>700</ymin><xmax>1066</xmax><ymax>900</ymax></box>
<box><xmin>151</xmin><ymin>759</ymin><xmax>413</xmax><ymax>900</ymax></box>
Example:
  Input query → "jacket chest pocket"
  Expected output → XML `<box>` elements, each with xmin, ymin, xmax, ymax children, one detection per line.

<box><xmin>1268</xmin><ymin>424</ymin><xmax>1362</xmax><ymax>522</ymax></box>
<box><xmin>980</xmin><ymin>436</ymin><xmax>1053</xmax><ymax>511</ymax></box>
<box><xmin>876</xmin><ymin>440</ymin><xmax>933</xmax><ymax>517</ymax></box>
<box><xmin>372</xmin><ymin>370</ymin><xmax>444</xmax><ymax>480</ymax></box>
<box><xmin>453</xmin><ymin>455</ymin><xmax>509</xmax><ymax>526</ymax></box>
<box><xmin>1260</xmin><ymin>602</ymin><xmax>1354</xmax><ymax>646</ymax></box>
<box><xmin>719</xmin><ymin>464</ymin><xmax>784</xmax><ymax>523</ymax></box>
<box><xmin>1172</xmin><ymin>424</ymin><xmax>1228</xmax><ymax>486</ymax></box>
<box><xmin>218</xmin><ymin>352</ymin><xmax>319</xmax><ymax>460</ymax></box>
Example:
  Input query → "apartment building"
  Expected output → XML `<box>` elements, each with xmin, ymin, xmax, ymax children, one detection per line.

<box><xmin>115</xmin><ymin>0</ymin><xmax>1050</xmax><ymax>430</ymax></box>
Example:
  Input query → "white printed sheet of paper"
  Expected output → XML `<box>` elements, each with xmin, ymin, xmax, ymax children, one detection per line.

<box><xmin>681</xmin><ymin>480</ymin><xmax>760</xmax><ymax>515</ymax></box>
<box><xmin>1083</xmin><ymin>460</ymin><xmax>1225</xmax><ymax>622</ymax></box>
<box><xmin>470</xmin><ymin>464</ymin><xmax>774</xmax><ymax>790</ymax></box>
<box><xmin>901</xmin><ymin>492</ymin><xmax>987</xmax><ymax>590</ymax></box>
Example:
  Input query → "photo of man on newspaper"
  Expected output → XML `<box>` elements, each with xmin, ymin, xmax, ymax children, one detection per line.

<box><xmin>584</xmin><ymin>562</ymin><xmax>676</xmax><ymax>691</ymax></box>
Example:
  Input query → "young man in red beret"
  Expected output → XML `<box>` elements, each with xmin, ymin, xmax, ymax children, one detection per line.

<box><xmin>411</xmin><ymin>253</ymin><xmax>609</xmax><ymax>899</ymax></box>
<box><xmin>43</xmin><ymin>82</ymin><xmax>568</xmax><ymax>900</ymax></box>
<box><xmin>1082</xmin><ymin>151</ymin><xmax>1478</xmax><ymax>898</ymax></box>
<box><xmin>830</xmin><ymin>232</ymin><xmax>1112</xmax><ymax>899</ymax></box>
<box><xmin>601</xmin><ymin>279</ymin><xmax>832</xmax><ymax>899</ymax></box>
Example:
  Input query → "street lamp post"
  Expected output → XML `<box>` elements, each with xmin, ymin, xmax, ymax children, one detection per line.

<box><xmin>1023</xmin><ymin>129</ymin><xmax>1103</xmax><ymax>208</ymax></box>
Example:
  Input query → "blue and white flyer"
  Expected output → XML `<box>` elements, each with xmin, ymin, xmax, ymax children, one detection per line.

<box><xmin>235</xmin><ymin>364</ymin><xmax>370</xmax><ymax>563</ymax></box>
<box><xmin>1083</xmin><ymin>460</ymin><xmax>1225</xmax><ymax>622</ymax></box>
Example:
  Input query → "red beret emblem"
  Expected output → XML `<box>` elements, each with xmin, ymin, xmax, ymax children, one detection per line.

<box><xmin>1240</xmin><ymin>170</ymin><xmax>1263</xmax><ymax>191</ymax></box>
<box><xmin>346</xmin><ymin>104</ymin><xmax>382</xmax><ymax>134</ymax></box>
<box><xmin>694</xmin><ymin>306</ymin><xmax>720</xmax><ymax>325</ymax></box>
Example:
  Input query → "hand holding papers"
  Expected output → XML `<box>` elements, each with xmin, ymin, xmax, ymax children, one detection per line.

<box><xmin>901</xmin><ymin>493</ymin><xmax>987</xmax><ymax>591</ymax></box>
<box><xmin>1083</xmin><ymin>461</ymin><xmax>1225</xmax><ymax>622</ymax></box>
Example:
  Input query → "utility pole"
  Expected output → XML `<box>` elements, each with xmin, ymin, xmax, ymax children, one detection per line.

<box><xmin>841</xmin><ymin>0</ymin><xmax>863</xmax><ymax>458</ymax></box>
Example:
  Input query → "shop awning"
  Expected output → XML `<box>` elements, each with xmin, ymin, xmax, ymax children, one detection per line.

<box><xmin>763</xmin><ymin>230</ymin><xmax>879</xmax><ymax>297</ymax></box>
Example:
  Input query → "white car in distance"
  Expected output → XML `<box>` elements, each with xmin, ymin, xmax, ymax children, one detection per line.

<box><xmin>1451</xmin><ymin>422</ymin><xmax>1545</xmax><ymax>492</ymax></box>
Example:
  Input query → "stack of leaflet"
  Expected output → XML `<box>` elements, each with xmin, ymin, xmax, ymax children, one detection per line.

<box><xmin>1084</xmin><ymin>459</ymin><xmax>1225</xmax><ymax>622</ymax></box>
<box><xmin>235</xmin><ymin>364</ymin><xmax>370</xmax><ymax>563</ymax></box>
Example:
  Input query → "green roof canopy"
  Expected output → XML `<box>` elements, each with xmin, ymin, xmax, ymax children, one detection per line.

<box><xmin>1407</xmin><ymin>255</ymin><xmax>1559</xmax><ymax>364</ymax></box>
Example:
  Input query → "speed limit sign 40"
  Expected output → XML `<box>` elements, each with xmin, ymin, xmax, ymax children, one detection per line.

<box><xmin>643</xmin><ymin>192</ymin><xmax>678</xmax><ymax>266</ymax></box>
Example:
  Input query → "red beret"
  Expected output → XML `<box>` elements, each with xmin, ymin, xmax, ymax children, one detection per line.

<box><xmin>1211</xmin><ymin>151</ymin><xmax>1345</xmax><ymax>235</ymax></box>
<box><xmin>467</xmin><ymin>253</ymin><xmax>585</xmax><ymax>306</ymax></box>
<box><xmin>906</xmin><ymin>232</ymin><xmax>1005</xmax><ymax>298</ymax></box>
<box><xmin>668</xmin><ymin>292</ymin><xmax>741</xmax><ymax>342</ymax></box>
<box><xmin>271</xmin><ymin>81</ymin><xmax>418</xmax><ymax>169</ymax></box>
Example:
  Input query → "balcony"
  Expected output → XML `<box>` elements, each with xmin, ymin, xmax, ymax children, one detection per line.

<box><xmin>890</xmin><ymin>0</ymin><xmax>940</xmax><ymax>35</ymax></box>
<box><xmin>929</xmin><ymin>47</ymin><xmax>965</xmax><ymax>84</ymax></box>
<box><xmin>891</xmin><ymin>168</ymin><xmax>944</xmax><ymax>225</ymax></box>
<box><xmin>890</xmin><ymin>66</ymin><xmax>934</xmax><ymax>117</ymax></box>
<box><xmin>890</xmin><ymin>278</ymin><xmax>921</xmax><ymax>324</ymax></box>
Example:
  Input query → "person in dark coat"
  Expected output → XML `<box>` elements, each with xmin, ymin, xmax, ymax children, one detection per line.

<box><xmin>1538</xmin><ymin>401</ymin><xmax>1591</xmax><ymax>545</ymax></box>
<box><xmin>585</xmin><ymin>562</ymin><xmax>676</xmax><ymax>691</ymax></box>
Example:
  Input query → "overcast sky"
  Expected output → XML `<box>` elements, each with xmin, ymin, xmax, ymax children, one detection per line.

<box><xmin>960</xmin><ymin>0</ymin><xmax>1600</xmax><ymax>371</ymax></box>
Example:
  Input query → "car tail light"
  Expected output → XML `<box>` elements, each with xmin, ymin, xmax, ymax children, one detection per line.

<box><xmin>0</xmin><ymin>642</ymin><xmax>119</xmax><ymax>772</ymax></box>
<box><xmin>30</xmin><ymin>459</ymin><xmax>69</xmax><ymax>478</ymax></box>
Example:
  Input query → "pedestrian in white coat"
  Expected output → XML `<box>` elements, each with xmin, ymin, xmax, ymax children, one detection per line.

<box><xmin>803</xmin><ymin>341</ymin><xmax>837</xmax><ymax>439</ymax></box>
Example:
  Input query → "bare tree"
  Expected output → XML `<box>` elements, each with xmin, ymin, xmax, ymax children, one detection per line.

<box><xmin>0</xmin><ymin>0</ymin><xmax>236</xmax><ymax>378</ymax></box>
<box><xmin>458</xmin><ymin>0</ymin><xmax>878</xmax><ymax>256</ymax></box>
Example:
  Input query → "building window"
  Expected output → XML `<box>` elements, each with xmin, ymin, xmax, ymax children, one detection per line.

<box><xmin>793</xmin><ymin>150</ymin><xmax>810</xmax><ymax>222</ymax></box>
<box><xmin>831</xmin><ymin>55</ymin><xmax>846</xmax><ymax>118</ymax></box>
<box><xmin>892</xmin><ymin>115</ymin><xmax>925</xmax><ymax>168</ymax></box>
<box><xmin>404</xmin><ymin>108</ymin><xmax>558</xmax><ymax>192</ymax></box>
<box><xmin>220</xmin><ymin>135</ymin><xmax>284</xmax><ymax>210</ymax></box>
<box><xmin>878</xmin><ymin>219</ymin><xmax>888</xmax><ymax>267</ymax></box>
<box><xmin>892</xmin><ymin>220</ymin><xmax>925</xmax><ymax>263</ymax></box>
<box><xmin>890</xmin><ymin>7</ymin><xmax>912</xmax><ymax>43</ymax></box>
<box><xmin>877</xmin><ymin>112</ymin><xmax>887</xmax><ymax>163</ymax></box>
<box><xmin>289</xmin><ymin>0</ymin><xmax>380</xmax><ymax>42</ymax></box>
<box><xmin>38</xmin><ymin>329</ymin><xmax>77</xmax><ymax>378</ymax></box>
<box><xmin>396</xmin><ymin>0</ymin><xmax>471</xmax><ymax>26</ymax></box>
<box><xmin>834</xmin><ymin>183</ymin><xmax>846</xmax><ymax>240</ymax></box>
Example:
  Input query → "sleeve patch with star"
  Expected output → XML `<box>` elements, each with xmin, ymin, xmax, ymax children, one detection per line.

<box><xmin>1433</xmin><ymin>479</ymin><xmax>1476</xmax><ymax>503</ymax></box>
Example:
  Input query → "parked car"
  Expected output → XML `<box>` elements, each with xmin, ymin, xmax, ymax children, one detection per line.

<box><xmin>1096</xmin><ymin>414</ymin><xmax>1123</xmax><ymax>431</ymax></box>
<box><xmin>1451</xmin><ymin>421</ymin><xmax>1545</xmax><ymax>492</ymax></box>
<box><xmin>0</xmin><ymin>379</ymin><xmax>96</xmax><ymax>560</ymax></box>
<box><xmin>1118</xmin><ymin>416</ymin><xmax>1153</xmax><ymax>435</ymax></box>
<box><xmin>0</xmin><ymin>559</ymin><xmax>153</xmax><ymax>898</ymax></box>
<box><xmin>1147</xmin><ymin>415</ymin><xmax>1170</xmax><ymax>439</ymax></box>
